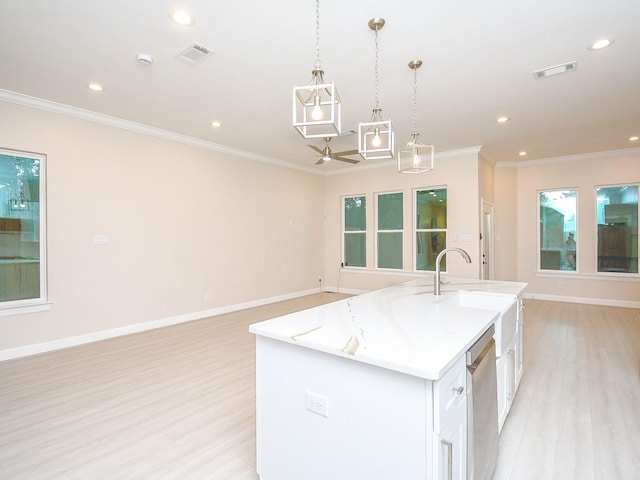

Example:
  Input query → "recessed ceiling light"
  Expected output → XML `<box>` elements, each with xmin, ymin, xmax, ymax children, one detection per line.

<box><xmin>211</xmin><ymin>121</ymin><xmax>222</xmax><ymax>128</ymax></box>
<box><xmin>87</xmin><ymin>83</ymin><xmax>104</xmax><ymax>92</ymax></box>
<box><xmin>630</xmin><ymin>136</ymin><xmax>639</xmax><ymax>142</ymax></box>
<box><xmin>169</xmin><ymin>10</ymin><xmax>195</xmax><ymax>26</ymax></box>
<box><xmin>497</xmin><ymin>116</ymin><xmax>509</xmax><ymax>123</ymax></box>
<box><xmin>589</xmin><ymin>38</ymin><xmax>614</xmax><ymax>51</ymax></box>
<box><xmin>519</xmin><ymin>151</ymin><xmax>527</xmax><ymax>156</ymax></box>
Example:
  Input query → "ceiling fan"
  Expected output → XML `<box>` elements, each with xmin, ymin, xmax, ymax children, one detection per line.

<box><xmin>308</xmin><ymin>137</ymin><xmax>359</xmax><ymax>165</ymax></box>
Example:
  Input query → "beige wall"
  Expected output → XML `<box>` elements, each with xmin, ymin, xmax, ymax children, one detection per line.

<box><xmin>494</xmin><ymin>165</ymin><xmax>519</xmax><ymax>281</ymax></box>
<box><xmin>322</xmin><ymin>148</ymin><xmax>483</xmax><ymax>292</ymax></box>
<box><xmin>2</xmin><ymin>97</ymin><xmax>638</xmax><ymax>354</ymax></box>
<box><xmin>0</xmin><ymin>101</ymin><xmax>325</xmax><ymax>350</ymax></box>
<box><xmin>513</xmin><ymin>149</ymin><xmax>640</xmax><ymax>305</ymax></box>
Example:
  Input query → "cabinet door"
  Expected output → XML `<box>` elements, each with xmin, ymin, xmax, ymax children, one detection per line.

<box><xmin>514</xmin><ymin>298</ymin><xmax>524</xmax><ymax>391</ymax></box>
<box><xmin>435</xmin><ymin>397</ymin><xmax>467</xmax><ymax>480</ymax></box>
<box><xmin>496</xmin><ymin>355</ymin><xmax>509</xmax><ymax>433</ymax></box>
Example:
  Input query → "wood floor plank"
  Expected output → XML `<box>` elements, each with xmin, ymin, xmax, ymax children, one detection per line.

<box><xmin>1</xmin><ymin>294</ymin><xmax>639</xmax><ymax>479</ymax></box>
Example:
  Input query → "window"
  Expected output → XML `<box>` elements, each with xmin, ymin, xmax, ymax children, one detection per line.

<box><xmin>343</xmin><ymin>195</ymin><xmax>366</xmax><ymax>267</ymax></box>
<box><xmin>415</xmin><ymin>188</ymin><xmax>447</xmax><ymax>271</ymax></box>
<box><xmin>596</xmin><ymin>185</ymin><xmax>638</xmax><ymax>274</ymax></box>
<box><xmin>0</xmin><ymin>148</ymin><xmax>46</xmax><ymax>305</ymax></box>
<box><xmin>376</xmin><ymin>191</ymin><xmax>403</xmax><ymax>269</ymax></box>
<box><xmin>539</xmin><ymin>189</ymin><xmax>577</xmax><ymax>271</ymax></box>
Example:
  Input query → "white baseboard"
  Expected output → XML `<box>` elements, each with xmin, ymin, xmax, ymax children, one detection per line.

<box><xmin>0</xmin><ymin>288</ymin><xmax>321</xmax><ymax>362</ymax></box>
<box><xmin>522</xmin><ymin>292</ymin><xmax>640</xmax><ymax>309</ymax></box>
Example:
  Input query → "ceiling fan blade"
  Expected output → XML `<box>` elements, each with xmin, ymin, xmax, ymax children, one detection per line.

<box><xmin>334</xmin><ymin>156</ymin><xmax>360</xmax><ymax>164</ymax></box>
<box><xmin>315</xmin><ymin>158</ymin><xmax>326</xmax><ymax>165</ymax></box>
<box><xmin>333</xmin><ymin>149</ymin><xmax>359</xmax><ymax>156</ymax></box>
<box><xmin>307</xmin><ymin>145</ymin><xmax>324</xmax><ymax>154</ymax></box>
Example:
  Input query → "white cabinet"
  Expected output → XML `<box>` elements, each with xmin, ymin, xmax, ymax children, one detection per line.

<box><xmin>435</xmin><ymin>398</ymin><xmax>467</xmax><ymax>480</ymax></box>
<box><xmin>433</xmin><ymin>355</ymin><xmax>467</xmax><ymax>480</ymax></box>
<box><xmin>255</xmin><ymin>336</ymin><xmax>468</xmax><ymax>480</ymax></box>
<box><xmin>495</xmin><ymin>296</ymin><xmax>524</xmax><ymax>433</ymax></box>
<box><xmin>514</xmin><ymin>297</ymin><xmax>524</xmax><ymax>391</ymax></box>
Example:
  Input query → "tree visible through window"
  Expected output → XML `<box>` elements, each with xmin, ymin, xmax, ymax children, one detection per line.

<box><xmin>596</xmin><ymin>185</ymin><xmax>638</xmax><ymax>274</ymax></box>
<box><xmin>343</xmin><ymin>195</ymin><xmax>366</xmax><ymax>267</ymax></box>
<box><xmin>415</xmin><ymin>188</ymin><xmax>447</xmax><ymax>271</ymax></box>
<box><xmin>376</xmin><ymin>192</ymin><xmax>403</xmax><ymax>269</ymax></box>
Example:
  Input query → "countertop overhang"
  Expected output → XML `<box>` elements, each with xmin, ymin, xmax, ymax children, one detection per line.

<box><xmin>250</xmin><ymin>276</ymin><xmax>527</xmax><ymax>381</ymax></box>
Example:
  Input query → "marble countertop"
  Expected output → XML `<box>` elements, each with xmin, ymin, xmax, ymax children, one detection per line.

<box><xmin>249</xmin><ymin>276</ymin><xmax>527</xmax><ymax>381</ymax></box>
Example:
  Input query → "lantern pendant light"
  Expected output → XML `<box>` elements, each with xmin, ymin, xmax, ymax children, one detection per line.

<box><xmin>398</xmin><ymin>60</ymin><xmax>434</xmax><ymax>173</ymax></box>
<box><xmin>292</xmin><ymin>0</ymin><xmax>342</xmax><ymax>138</ymax></box>
<box><xmin>359</xmin><ymin>17</ymin><xmax>394</xmax><ymax>160</ymax></box>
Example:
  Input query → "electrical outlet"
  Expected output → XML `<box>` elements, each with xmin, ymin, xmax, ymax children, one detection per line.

<box><xmin>305</xmin><ymin>391</ymin><xmax>329</xmax><ymax>417</ymax></box>
<box><xmin>204</xmin><ymin>292</ymin><xmax>211</xmax><ymax>301</ymax></box>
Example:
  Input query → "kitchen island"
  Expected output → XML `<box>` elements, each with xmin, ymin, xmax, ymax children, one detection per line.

<box><xmin>249</xmin><ymin>276</ymin><xmax>526</xmax><ymax>480</ymax></box>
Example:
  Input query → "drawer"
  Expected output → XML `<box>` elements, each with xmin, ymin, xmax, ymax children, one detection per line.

<box><xmin>433</xmin><ymin>355</ymin><xmax>467</xmax><ymax>433</ymax></box>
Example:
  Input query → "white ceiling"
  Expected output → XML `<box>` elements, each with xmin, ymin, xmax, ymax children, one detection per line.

<box><xmin>1</xmin><ymin>0</ymin><xmax>639</xmax><ymax>171</ymax></box>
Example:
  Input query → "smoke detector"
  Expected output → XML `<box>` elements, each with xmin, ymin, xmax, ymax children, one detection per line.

<box><xmin>177</xmin><ymin>43</ymin><xmax>214</xmax><ymax>64</ymax></box>
<box><xmin>136</xmin><ymin>53</ymin><xmax>154</xmax><ymax>65</ymax></box>
<box><xmin>533</xmin><ymin>61</ymin><xmax>577</xmax><ymax>79</ymax></box>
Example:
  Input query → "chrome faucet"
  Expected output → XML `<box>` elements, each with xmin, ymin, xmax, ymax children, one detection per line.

<box><xmin>434</xmin><ymin>248</ymin><xmax>472</xmax><ymax>295</ymax></box>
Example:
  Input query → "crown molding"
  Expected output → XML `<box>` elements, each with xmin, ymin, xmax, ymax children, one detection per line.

<box><xmin>324</xmin><ymin>145</ymin><xmax>483</xmax><ymax>176</ymax></box>
<box><xmin>0</xmin><ymin>89</ymin><xmax>319</xmax><ymax>175</ymax></box>
<box><xmin>496</xmin><ymin>147</ymin><xmax>640</xmax><ymax>168</ymax></box>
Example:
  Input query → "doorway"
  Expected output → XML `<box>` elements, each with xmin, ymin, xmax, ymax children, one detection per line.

<box><xmin>481</xmin><ymin>199</ymin><xmax>494</xmax><ymax>280</ymax></box>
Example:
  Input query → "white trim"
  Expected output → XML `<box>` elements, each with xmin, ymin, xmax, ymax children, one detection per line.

<box><xmin>496</xmin><ymin>146</ymin><xmax>640</xmax><ymax>168</ymax></box>
<box><xmin>325</xmin><ymin>146</ymin><xmax>483</xmax><ymax>176</ymax></box>
<box><xmin>339</xmin><ymin>267</ymin><xmax>426</xmax><ymax>278</ymax></box>
<box><xmin>536</xmin><ymin>271</ymin><xmax>639</xmax><ymax>282</ymax></box>
<box><xmin>0</xmin><ymin>288</ymin><xmax>320</xmax><ymax>361</ymax></box>
<box><xmin>0</xmin><ymin>301</ymin><xmax>52</xmax><ymax>317</ymax></box>
<box><xmin>0</xmin><ymin>89</ymin><xmax>318</xmax><ymax>175</ymax></box>
<box><xmin>522</xmin><ymin>292</ymin><xmax>640</xmax><ymax>309</ymax></box>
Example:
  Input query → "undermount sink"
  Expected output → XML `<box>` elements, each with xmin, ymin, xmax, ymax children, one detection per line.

<box><xmin>437</xmin><ymin>291</ymin><xmax>517</xmax><ymax>356</ymax></box>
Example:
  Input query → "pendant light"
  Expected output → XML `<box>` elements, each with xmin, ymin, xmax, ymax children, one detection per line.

<box><xmin>292</xmin><ymin>0</ymin><xmax>342</xmax><ymax>138</ymax></box>
<box><xmin>398</xmin><ymin>60</ymin><xmax>434</xmax><ymax>173</ymax></box>
<box><xmin>359</xmin><ymin>18</ymin><xmax>394</xmax><ymax>160</ymax></box>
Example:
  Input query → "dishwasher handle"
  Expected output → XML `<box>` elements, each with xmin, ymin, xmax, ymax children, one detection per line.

<box><xmin>466</xmin><ymin>323</ymin><xmax>496</xmax><ymax>370</ymax></box>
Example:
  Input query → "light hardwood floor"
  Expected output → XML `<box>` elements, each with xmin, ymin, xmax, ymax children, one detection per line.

<box><xmin>1</xmin><ymin>295</ymin><xmax>639</xmax><ymax>479</ymax></box>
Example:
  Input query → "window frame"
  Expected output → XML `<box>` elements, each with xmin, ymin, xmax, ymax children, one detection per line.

<box><xmin>413</xmin><ymin>186</ymin><xmax>448</xmax><ymax>272</ymax></box>
<box><xmin>342</xmin><ymin>194</ymin><xmax>367</xmax><ymax>269</ymax></box>
<box><xmin>0</xmin><ymin>147</ymin><xmax>49</xmax><ymax>314</ymax></box>
<box><xmin>537</xmin><ymin>188</ymin><xmax>578</xmax><ymax>273</ymax></box>
<box><xmin>595</xmin><ymin>183</ymin><xmax>639</xmax><ymax>276</ymax></box>
<box><xmin>375</xmin><ymin>190</ymin><xmax>403</xmax><ymax>270</ymax></box>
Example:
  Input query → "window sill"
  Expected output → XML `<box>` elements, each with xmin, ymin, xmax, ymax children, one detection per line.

<box><xmin>0</xmin><ymin>301</ymin><xmax>52</xmax><ymax>317</ymax></box>
<box><xmin>536</xmin><ymin>271</ymin><xmax>639</xmax><ymax>282</ymax></box>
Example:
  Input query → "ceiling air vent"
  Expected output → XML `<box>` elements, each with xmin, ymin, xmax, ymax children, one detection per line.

<box><xmin>177</xmin><ymin>43</ymin><xmax>214</xmax><ymax>64</ymax></box>
<box><xmin>533</xmin><ymin>61</ymin><xmax>577</xmax><ymax>79</ymax></box>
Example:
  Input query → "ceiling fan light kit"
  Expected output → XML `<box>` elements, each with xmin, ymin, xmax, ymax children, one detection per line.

<box><xmin>292</xmin><ymin>0</ymin><xmax>342</xmax><ymax>139</ymax></box>
<box><xmin>398</xmin><ymin>60</ymin><xmax>435</xmax><ymax>174</ymax></box>
<box><xmin>358</xmin><ymin>17</ymin><xmax>395</xmax><ymax>160</ymax></box>
<box><xmin>309</xmin><ymin>137</ymin><xmax>359</xmax><ymax>165</ymax></box>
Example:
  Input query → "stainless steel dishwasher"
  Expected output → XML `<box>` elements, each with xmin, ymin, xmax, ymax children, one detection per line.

<box><xmin>466</xmin><ymin>324</ymin><xmax>498</xmax><ymax>480</ymax></box>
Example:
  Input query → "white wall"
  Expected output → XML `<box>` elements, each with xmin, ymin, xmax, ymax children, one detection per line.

<box><xmin>0</xmin><ymin>101</ymin><xmax>325</xmax><ymax>351</ymax></box>
<box><xmin>511</xmin><ymin>149</ymin><xmax>640</xmax><ymax>306</ymax></box>
<box><xmin>322</xmin><ymin>148</ymin><xmax>483</xmax><ymax>293</ymax></box>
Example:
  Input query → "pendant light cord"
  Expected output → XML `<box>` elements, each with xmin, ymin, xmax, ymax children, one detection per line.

<box><xmin>413</xmin><ymin>65</ymin><xmax>418</xmax><ymax>134</ymax></box>
<box><xmin>314</xmin><ymin>0</ymin><xmax>321</xmax><ymax>70</ymax></box>
<box><xmin>374</xmin><ymin>27</ymin><xmax>379</xmax><ymax>110</ymax></box>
